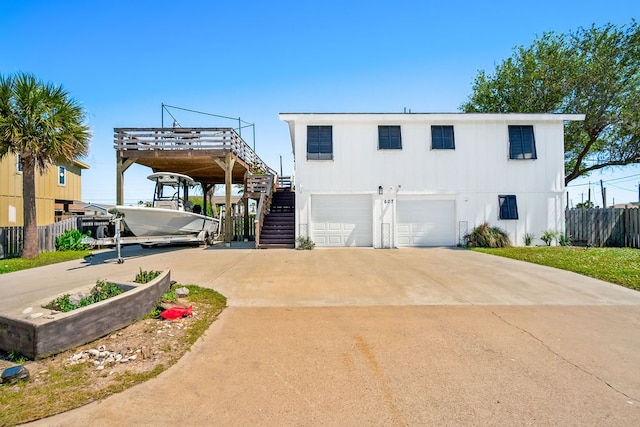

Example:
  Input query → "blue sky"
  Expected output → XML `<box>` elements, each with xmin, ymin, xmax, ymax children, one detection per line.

<box><xmin>1</xmin><ymin>0</ymin><xmax>639</xmax><ymax>206</ymax></box>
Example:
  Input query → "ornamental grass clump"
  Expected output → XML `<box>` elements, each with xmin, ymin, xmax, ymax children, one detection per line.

<box><xmin>465</xmin><ymin>222</ymin><xmax>511</xmax><ymax>248</ymax></box>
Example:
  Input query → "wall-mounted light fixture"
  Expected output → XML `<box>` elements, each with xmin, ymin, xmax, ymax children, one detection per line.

<box><xmin>378</xmin><ymin>185</ymin><xmax>383</xmax><ymax>195</ymax></box>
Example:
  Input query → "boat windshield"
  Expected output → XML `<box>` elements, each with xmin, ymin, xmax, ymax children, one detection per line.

<box><xmin>153</xmin><ymin>180</ymin><xmax>188</xmax><ymax>210</ymax></box>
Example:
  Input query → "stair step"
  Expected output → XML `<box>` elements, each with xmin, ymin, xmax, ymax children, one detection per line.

<box><xmin>260</xmin><ymin>239</ymin><xmax>295</xmax><ymax>244</ymax></box>
<box><xmin>257</xmin><ymin>190</ymin><xmax>296</xmax><ymax>249</ymax></box>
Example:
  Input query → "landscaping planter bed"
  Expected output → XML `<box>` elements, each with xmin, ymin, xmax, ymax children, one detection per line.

<box><xmin>0</xmin><ymin>270</ymin><xmax>171</xmax><ymax>359</ymax></box>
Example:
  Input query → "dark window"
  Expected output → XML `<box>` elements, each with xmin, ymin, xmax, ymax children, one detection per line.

<box><xmin>431</xmin><ymin>125</ymin><xmax>455</xmax><ymax>149</ymax></box>
<box><xmin>307</xmin><ymin>125</ymin><xmax>333</xmax><ymax>160</ymax></box>
<box><xmin>508</xmin><ymin>125</ymin><xmax>536</xmax><ymax>159</ymax></box>
<box><xmin>58</xmin><ymin>166</ymin><xmax>66</xmax><ymax>185</ymax></box>
<box><xmin>16</xmin><ymin>154</ymin><xmax>23</xmax><ymax>173</ymax></box>
<box><xmin>499</xmin><ymin>195</ymin><xmax>519</xmax><ymax>220</ymax></box>
<box><xmin>378</xmin><ymin>125</ymin><xmax>402</xmax><ymax>150</ymax></box>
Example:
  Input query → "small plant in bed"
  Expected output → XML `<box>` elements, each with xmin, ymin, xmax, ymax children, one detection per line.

<box><xmin>134</xmin><ymin>268</ymin><xmax>161</xmax><ymax>284</ymax></box>
<box><xmin>43</xmin><ymin>280</ymin><xmax>124</xmax><ymax>312</ymax></box>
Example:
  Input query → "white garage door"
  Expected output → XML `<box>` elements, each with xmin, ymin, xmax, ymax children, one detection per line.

<box><xmin>311</xmin><ymin>195</ymin><xmax>373</xmax><ymax>247</ymax></box>
<box><xmin>396</xmin><ymin>198</ymin><xmax>455</xmax><ymax>246</ymax></box>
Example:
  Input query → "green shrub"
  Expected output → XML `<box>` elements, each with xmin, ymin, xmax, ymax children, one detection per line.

<box><xmin>43</xmin><ymin>280</ymin><xmax>123</xmax><ymax>312</ymax></box>
<box><xmin>43</xmin><ymin>294</ymin><xmax>75</xmax><ymax>312</ymax></box>
<box><xmin>90</xmin><ymin>280</ymin><xmax>123</xmax><ymax>302</ymax></box>
<box><xmin>296</xmin><ymin>236</ymin><xmax>315</xmax><ymax>250</ymax></box>
<box><xmin>558</xmin><ymin>232</ymin><xmax>572</xmax><ymax>246</ymax></box>
<box><xmin>134</xmin><ymin>268</ymin><xmax>161</xmax><ymax>283</ymax></box>
<box><xmin>541</xmin><ymin>230</ymin><xmax>558</xmax><ymax>246</ymax></box>
<box><xmin>465</xmin><ymin>222</ymin><xmax>511</xmax><ymax>248</ymax></box>
<box><xmin>523</xmin><ymin>233</ymin><xmax>535</xmax><ymax>246</ymax></box>
<box><xmin>55</xmin><ymin>229</ymin><xmax>91</xmax><ymax>251</ymax></box>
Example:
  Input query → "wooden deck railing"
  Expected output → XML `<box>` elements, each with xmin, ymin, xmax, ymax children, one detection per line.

<box><xmin>114</xmin><ymin>127</ymin><xmax>270</xmax><ymax>173</ymax></box>
<box><xmin>254</xmin><ymin>175</ymin><xmax>275</xmax><ymax>247</ymax></box>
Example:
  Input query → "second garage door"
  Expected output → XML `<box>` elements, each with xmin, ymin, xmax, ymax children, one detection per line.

<box><xmin>311</xmin><ymin>195</ymin><xmax>373</xmax><ymax>247</ymax></box>
<box><xmin>396</xmin><ymin>198</ymin><xmax>455</xmax><ymax>246</ymax></box>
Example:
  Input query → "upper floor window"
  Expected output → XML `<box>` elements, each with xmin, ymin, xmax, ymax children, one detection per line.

<box><xmin>16</xmin><ymin>154</ymin><xmax>23</xmax><ymax>173</ymax></box>
<box><xmin>508</xmin><ymin>125</ymin><xmax>537</xmax><ymax>159</ymax></box>
<box><xmin>431</xmin><ymin>125</ymin><xmax>455</xmax><ymax>149</ymax></box>
<box><xmin>58</xmin><ymin>166</ymin><xmax>66</xmax><ymax>186</ymax></box>
<box><xmin>378</xmin><ymin>125</ymin><xmax>402</xmax><ymax>150</ymax></box>
<box><xmin>307</xmin><ymin>125</ymin><xmax>333</xmax><ymax>160</ymax></box>
<box><xmin>498</xmin><ymin>195</ymin><xmax>519</xmax><ymax>220</ymax></box>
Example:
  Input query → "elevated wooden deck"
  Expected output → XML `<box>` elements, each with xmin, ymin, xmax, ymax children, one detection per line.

<box><xmin>114</xmin><ymin>128</ymin><xmax>269</xmax><ymax>187</ymax></box>
<box><xmin>114</xmin><ymin>127</ymin><xmax>273</xmax><ymax>243</ymax></box>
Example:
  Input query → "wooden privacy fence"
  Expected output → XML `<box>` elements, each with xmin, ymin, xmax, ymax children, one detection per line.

<box><xmin>0</xmin><ymin>217</ymin><xmax>80</xmax><ymax>259</ymax></box>
<box><xmin>566</xmin><ymin>208</ymin><xmax>640</xmax><ymax>248</ymax></box>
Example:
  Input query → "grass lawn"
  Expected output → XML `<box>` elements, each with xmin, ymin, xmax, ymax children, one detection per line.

<box><xmin>0</xmin><ymin>250</ymin><xmax>92</xmax><ymax>275</ymax></box>
<box><xmin>471</xmin><ymin>246</ymin><xmax>640</xmax><ymax>291</ymax></box>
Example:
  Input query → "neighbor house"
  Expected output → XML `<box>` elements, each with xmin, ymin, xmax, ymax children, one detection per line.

<box><xmin>0</xmin><ymin>153</ymin><xmax>89</xmax><ymax>227</ymax></box>
<box><xmin>279</xmin><ymin>113</ymin><xmax>584</xmax><ymax>247</ymax></box>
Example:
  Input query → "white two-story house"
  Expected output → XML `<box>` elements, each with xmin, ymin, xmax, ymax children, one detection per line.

<box><xmin>279</xmin><ymin>113</ymin><xmax>584</xmax><ymax>248</ymax></box>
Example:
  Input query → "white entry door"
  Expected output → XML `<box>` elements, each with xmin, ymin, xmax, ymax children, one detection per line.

<box><xmin>311</xmin><ymin>195</ymin><xmax>373</xmax><ymax>247</ymax></box>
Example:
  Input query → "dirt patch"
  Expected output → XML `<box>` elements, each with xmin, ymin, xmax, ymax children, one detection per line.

<box><xmin>1</xmin><ymin>308</ymin><xmax>196</xmax><ymax>390</ymax></box>
<box><xmin>0</xmin><ymin>287</ymin><xmax>225</xmax><ymax>426</ymax></box>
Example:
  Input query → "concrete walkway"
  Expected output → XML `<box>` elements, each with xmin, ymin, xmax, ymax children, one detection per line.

<box><xmin>1</xmin><ymin>246</ymin><xmax>639</xmax><ymax>425</ymax></box>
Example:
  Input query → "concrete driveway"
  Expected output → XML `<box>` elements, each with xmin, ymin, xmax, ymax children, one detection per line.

<box><xmin>2</xmin><ymin>245</ymin><xmax>639</xmax><ymax>426</ymax></box>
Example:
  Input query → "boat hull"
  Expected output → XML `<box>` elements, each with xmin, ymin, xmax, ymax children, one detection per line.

<box><xmin>112</xmin><ymin>206</ymin><xmax>219</xmax><ymax>237</ymax></box>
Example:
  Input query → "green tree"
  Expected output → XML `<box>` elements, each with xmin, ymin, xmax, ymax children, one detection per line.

<box><xmin>461</xmin><ymin>22</ymin><xmax>640</xmax><ymax>185</ymax></box>
<box><xmin>0</xmin><ymin>73</ymin><xmax>91</xmax><ymax>258</ymax></box>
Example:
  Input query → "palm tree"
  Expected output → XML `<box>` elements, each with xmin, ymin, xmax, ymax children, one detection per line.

<box><xmin>0</xmin><ymin>73</ymin><xmax>91</xmax><ymax>258</ymax></box>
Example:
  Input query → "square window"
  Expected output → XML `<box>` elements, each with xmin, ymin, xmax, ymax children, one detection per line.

<box><xmin>499</xmin><ymin>195</ymin><xmax>519</xmax><ymax>220</ymax></box>
<box><xmin>509</xmin><ymin>125</ymin><xmax>537</xmax><ymax>159</ymax></box>
<box><xmin>58</xmin><ymin>166</ymin><xmax>66</xmax><ymax>186</ymax></box>
<box><xmin>431</xmin><ymin>125</ymin><xmax>455</xmax><ymax>149</ymax></box>
<box><xmin>378</xmin><ymin>125</ymin><xmax>402</xmax><ymax>150</ymax></box>
<box><xmin>307</xmin><ymin>125</ymin><xmax>333</xmax><ymax>160</ymax></box>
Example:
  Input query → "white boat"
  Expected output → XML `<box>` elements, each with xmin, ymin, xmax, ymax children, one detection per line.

<box><xmin>110</xmin><ymin>172</ymin><xmax>219</xmax><ymax>238</ymax></box>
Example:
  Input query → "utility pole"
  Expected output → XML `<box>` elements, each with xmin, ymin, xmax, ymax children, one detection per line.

<box><xmin>600</xmin><ymin>180</ymin><xmax>606</xmax><ymax>208</ymax></box>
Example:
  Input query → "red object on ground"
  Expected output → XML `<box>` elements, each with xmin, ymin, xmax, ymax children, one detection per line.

<box><xmin>160</xmin><ymin>305</ymin><xmax>192</xmax><ymax>320</ymax></box>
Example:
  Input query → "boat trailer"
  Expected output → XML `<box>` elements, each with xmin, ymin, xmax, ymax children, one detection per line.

<box><xmin>82</xmin><ymin>217</ymin><xmax>215</xmax><ymax>264</ymax></box>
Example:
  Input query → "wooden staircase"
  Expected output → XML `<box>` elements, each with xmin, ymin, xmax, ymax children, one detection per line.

<box><xmin>258</xmin><ymin>189</ymin><xmax>295</xmax><ymax>248</ymax></box>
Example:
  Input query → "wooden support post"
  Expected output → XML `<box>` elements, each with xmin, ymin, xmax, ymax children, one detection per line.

<box><xmin>243</xmin><ymin>172</ymin><xmax>250</xmax><ymax>239</ymax></box>
<box><xmin>203</xmin><ymin>184</ymin><xmax>212</xmax><ymax>217</ymax></box>
<box><xmin>116</xmin><ymin>157</ymin><xmax>137</xmax><ymax>205</ymax></box>
<box><xmin>215</xmin><ymin>156</ymin><xmax>236</xmax><ymax>244</ymax></box>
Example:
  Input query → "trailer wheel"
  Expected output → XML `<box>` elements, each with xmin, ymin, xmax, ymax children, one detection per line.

<box><xmin>96</xmin><ymin>225</ymin><xmax>109</xmax><ymax>238</ymax></box>
<box><xmin>206</xmin><ymin>232</ymin><xmax>215</xmax><ymax>245</ymax></box>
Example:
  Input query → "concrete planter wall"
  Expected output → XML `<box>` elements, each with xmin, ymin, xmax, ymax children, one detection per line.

<box><xmin>0</xmin><ymin>270</ymin><xmax>171</xmax><ymax>359</ymax></box>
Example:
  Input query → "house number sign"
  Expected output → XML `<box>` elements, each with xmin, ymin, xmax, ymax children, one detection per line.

<box><xmin>383</xmin><ymin>199</ymin><xmax>394</xmax><ymax>204</ymax></box>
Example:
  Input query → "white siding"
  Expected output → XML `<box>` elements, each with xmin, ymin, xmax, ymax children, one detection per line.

<box><xmin>282</xmin><ymin>113</ymin><xmax>583</xmax><ymax>247</ymax></box>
